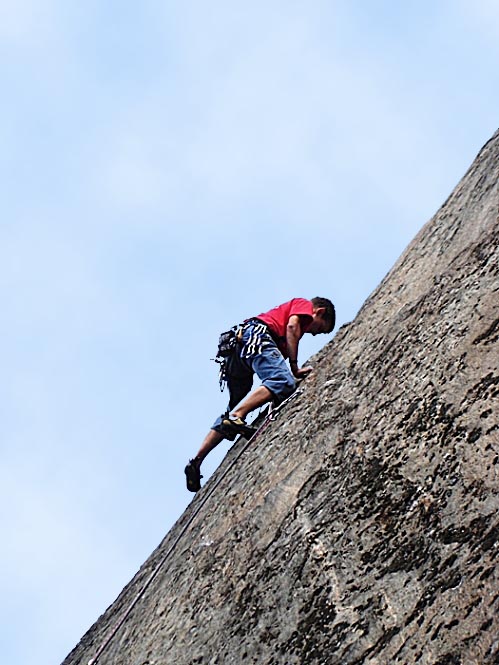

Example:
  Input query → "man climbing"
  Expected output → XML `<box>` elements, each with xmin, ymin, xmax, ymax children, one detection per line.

<box><xmin>184</xmin><ymin>297</ymin><xmax>335</xmax><ymax>492</ymax></box>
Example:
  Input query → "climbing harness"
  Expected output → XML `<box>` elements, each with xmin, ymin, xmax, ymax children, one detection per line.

<box><xmin>214</xmin><ymin>319</ymin><xmax>276</xmax><ymax>391</ymax></box>
<box><xmin>87</xmin><ymin>388</ymin><xmax>303</xmax><ymax>665</ymax></box>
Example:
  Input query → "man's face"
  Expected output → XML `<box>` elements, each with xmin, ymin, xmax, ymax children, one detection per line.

<box><xmin>308</xmin><ymin>308</ymin><xmax>330</xmax><ymax>335</ymax></box>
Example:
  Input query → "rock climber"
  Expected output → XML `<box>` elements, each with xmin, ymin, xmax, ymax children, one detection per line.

<box><xmin>184</xmin><ymin>297</ymin><xmax>336</xmax><ymax>492</ymax></box>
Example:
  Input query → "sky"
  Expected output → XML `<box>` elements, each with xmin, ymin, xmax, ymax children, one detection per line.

<box><xmin>1</xmin><ymin>2</ymin><xmax>498</xmax><ymax>664</ymax></box>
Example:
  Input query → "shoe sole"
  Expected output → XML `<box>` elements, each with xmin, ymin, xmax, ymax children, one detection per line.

<box><xmin>185</xmin><ymin>466</ymin><xmax>201</xmax><ymax>492</ymax></box>
<box><xmin>221</xmin><ymin>419</ymin><xmax>257</xmax><ymax>440</ymax></box>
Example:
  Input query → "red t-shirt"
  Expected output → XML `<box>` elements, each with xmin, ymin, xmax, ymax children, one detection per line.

<box><xmin>256</xmin><ymin>298</ymin><xmax>314</xmax><ymax>357</ymax></box>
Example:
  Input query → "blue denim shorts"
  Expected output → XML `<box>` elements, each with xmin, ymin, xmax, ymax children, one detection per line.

<box><xmin>212</xmin><ymin>320</ymin><xmax>296</xmax><ymax>431</ymax></box>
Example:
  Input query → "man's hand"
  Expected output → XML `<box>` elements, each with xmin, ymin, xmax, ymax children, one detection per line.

<box><xmin>292</xmin><ymin>364</ymin><xmax>313</xmax><ymax>379</ymax></box>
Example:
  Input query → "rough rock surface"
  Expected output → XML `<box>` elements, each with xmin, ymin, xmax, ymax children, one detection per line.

<box><xmin>64</xmin><ymin>131</ymin><xmax>499</xmax><ymax>665</ymax></box>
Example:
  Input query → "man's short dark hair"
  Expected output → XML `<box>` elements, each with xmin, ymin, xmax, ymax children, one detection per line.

<box><xmin>311</xmin><ymin>297</ymin><xmax>336</xmax><ymax>333</ymax></box>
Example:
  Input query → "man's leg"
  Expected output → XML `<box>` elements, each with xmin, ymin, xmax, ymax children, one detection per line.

<box><xmin>185</xmin><ymin>359</ymin><xmax>253</xmax><ymax>492</ymax></box>
<box><xmin>194</xmin><ymin>429</ymin><xmax>225</xmax><ymax>464</ymax></box>
<box><xmin>230</xmin><ymin>385</ymin><xmax>273</xmax><ymax>420</ymax></box>
<box><xmin>228</xmin><ymin>346</ymin><xmax>295</xmax><ymax>425</ymax></box>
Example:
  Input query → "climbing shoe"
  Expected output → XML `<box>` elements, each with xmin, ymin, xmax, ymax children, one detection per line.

<box><xmin>185</xmin><ymin>458</ymin><xmax>203</xmax><ymax>493</ymax></box>
<box><xmin>220</xmin><ymin>416</ymin><xmax>256</xmax><ymax>440</ymax></box>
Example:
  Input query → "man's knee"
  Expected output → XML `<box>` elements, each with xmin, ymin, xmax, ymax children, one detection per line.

<box><xmin>262</xmin><ymin>372</ymin><xmax>296</xmax><ymax>401</ymax></box>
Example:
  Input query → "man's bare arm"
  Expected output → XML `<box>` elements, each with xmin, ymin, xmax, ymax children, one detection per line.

<box><xmin>286</xmin><ymin>315</ymin><xmax>313</xmax><ymax>378</ymax></box>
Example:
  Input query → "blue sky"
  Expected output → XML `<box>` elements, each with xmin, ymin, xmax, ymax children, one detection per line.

<box><xmin>1</xmin><ymin>2</ymin><xmax>498</xmax><ymax>664</ymax></box>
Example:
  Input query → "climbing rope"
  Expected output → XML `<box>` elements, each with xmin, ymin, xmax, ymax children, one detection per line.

<box><xmin>87</xmin><ymin>388</ymin><xmax>303</xmax><ymax>665</ymax></box>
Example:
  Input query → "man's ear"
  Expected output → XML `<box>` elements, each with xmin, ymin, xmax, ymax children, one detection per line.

<box><xmin>316</xmin><ymin>307</ymin><xmax>326</xmax><ymax>319</ymax></box>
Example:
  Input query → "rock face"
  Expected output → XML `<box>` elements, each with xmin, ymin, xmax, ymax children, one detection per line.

<box><xmin>64</xmin><ymin>132</ymin><xmax>499</xmax><ymax>665</ymax></box>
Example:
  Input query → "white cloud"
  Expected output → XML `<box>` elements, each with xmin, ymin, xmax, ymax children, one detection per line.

<box><xmin>0</xmin><ymin>0</ymin><xmax>63</xmax><ymax>50</ymax></box>
<box><xmin>1</xmin><ymin>5</ymin><xmax>499</xmax><ymax>665</ymax></box>
<box><xmin>457</xmin><ymin>0</ymin><xmax>499</xmax><ymax>42</ymax></box>
<box><xmin>88</xmin><ymin>5</ymin><xmax>445</xmax><ymax>239</ymax></box>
